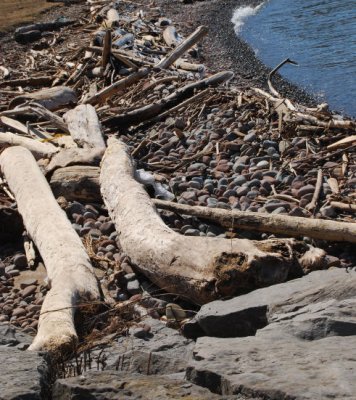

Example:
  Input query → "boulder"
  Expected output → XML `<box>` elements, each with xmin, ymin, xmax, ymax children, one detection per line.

<box><xmin>187</xmin><ymin>331</ymin><xmax>356</xmax><ymax>399</ymax></box>
<box><xmin>0</xmin><ymin>324</ymin><xmax>50</xmax><ymax>399</ymax></box>
<box><xmin>183</xmin><ymin>268</ymin><xmax>356</xmax><ymax>338</ymax></box>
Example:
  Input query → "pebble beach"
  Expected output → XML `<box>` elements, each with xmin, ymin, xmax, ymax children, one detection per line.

<box><xmin>0</xmin><ymin>0</ymin><xmax>355</xmax><ymax>398</ymax></box>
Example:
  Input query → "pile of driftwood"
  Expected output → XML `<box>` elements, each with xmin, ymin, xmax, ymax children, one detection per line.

<box><xmin>0</xmin><ymin>0</ymin><xmax>355</xmax><ymax>354</ymax></box>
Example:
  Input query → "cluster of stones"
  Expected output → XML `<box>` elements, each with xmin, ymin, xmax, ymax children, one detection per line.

<box><xmin>0</xmin><ymin>255</ymin><xmax>44</xmax><ymax>332</ymax></box>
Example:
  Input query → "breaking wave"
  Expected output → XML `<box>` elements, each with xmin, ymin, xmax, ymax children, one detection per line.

<box><xmin>231</xmin><ymin>3</ymin><xmax>264</xmax><ymax>34</ymax></box>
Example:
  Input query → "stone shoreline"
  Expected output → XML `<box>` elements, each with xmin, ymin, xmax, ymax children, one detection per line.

<box><xmin>155</xmin><ymin>0</ymin><xmax>317</xmax><ymax>107</ymax></box>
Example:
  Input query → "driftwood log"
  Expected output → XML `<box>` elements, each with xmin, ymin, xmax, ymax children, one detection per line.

<box><xmin>49</xmin><ymin>165</ymin><xmax>356</xmax><ymax>244</ymax></box>
<box><xmin>9</xmin><ymin>86</ymin><xmax>77</xmax><ymax>111</ymax></box>
<box><xmin>0</xmin><ymin>146</ymin><xmax>100</xmax><ymax>351</ymax></box>
<box><xmin>0</xmin><ymin>132</ymin><xmax>58</xmax><ymax>160</ymax></box>
<box><xmin>100</xmin><ymin>138</ymin><xmax>326</xmax><ymax>304</ymax></box>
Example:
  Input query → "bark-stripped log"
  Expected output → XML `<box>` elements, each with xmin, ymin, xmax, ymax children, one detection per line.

<box><xmin>103</xmin><ymin>71</ymin><xmax>233</xmax><ymax>127</ymax></box>
<box><xmin>63</xmin><ymin>104</ymin><xmax>106</xmax><ymax>149</ymax></box>
<box><xmin>100</xmin><ymin>139</ymin><xmax>324</xmax><ymax>304</ymax></box>
<box><xmin>0</xmin><ymin>132</ymin><xmax>58</xmax><ymax>160</ymax></box>
<box><xmin>9</xmin><ymin>86</ymin><xmax>77</xmax><ymax>111</ymax></box>
<box><xmin>0</xmin><ymin>146</ymin><xmax>100</xmax><ymax>351</ymax></box>
<box><xmin>50</xmin><ymin>165</ymin><xmax>356</xmax><ymax>244</ymax></box>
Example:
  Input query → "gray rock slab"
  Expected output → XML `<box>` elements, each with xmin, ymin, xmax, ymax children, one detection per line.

<box><xmin>187</xmin><ymin>331</ymin><xmax>356</xmax><ymax>400</ymax></box>
<box><xmin>93</xmin><ymin>318</ymin><xmax>195</xmax><ymax>375</ymax></box>
<box><xmin>183</xmin><ymin>269</ymin><xmax>356</xmax><ymax>338</ymax></box>
<box><xmin>52</xmin><ymin>372</ymin><xmax>225</xmax><ymax>400</ymax></box>
<box><xmin>0</xmin><ymin>323</ymin><xmax>33</xmax><ymax>346</ymax></box>
<box><xmin>0</xmin><ymin>346</ymin><xmax>49</xmax><ymax>400</ymax></box>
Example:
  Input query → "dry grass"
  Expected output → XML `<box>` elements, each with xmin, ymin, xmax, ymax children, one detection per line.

<box><xmin>0</xmin><ymin>0</ymin><xmax>58</xmax><ymax>31</ymax></box>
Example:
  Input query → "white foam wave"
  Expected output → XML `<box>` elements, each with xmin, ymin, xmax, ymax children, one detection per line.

<box><xmin>231</xmin><ymin>3</ymin><xmax>264</xmax><ymax>34</ymax></box>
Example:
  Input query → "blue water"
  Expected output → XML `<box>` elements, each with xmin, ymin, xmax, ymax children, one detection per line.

<box><xmin>232</xmin><ymin>0</ymin><xmax>356</xmax><ymax>116</ymax></box>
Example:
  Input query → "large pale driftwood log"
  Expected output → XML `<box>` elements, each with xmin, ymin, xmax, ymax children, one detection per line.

<box><xmin>50</xmin><ymin>165</ymin><xmax>356</xmax><ymax>244</ymax></box>
<box><xmin>9</xmin><ymin>86</ymin><xmax>77</xmax><ymax>111</ymax></box>
<box><xmin>103</xmin><ymin>71</ymin><xmax>233</xmax><ymax>127</ymax></box>
<box><xmin>0</xmin><ymin>146</ymin><xmax>100</xmax><ymax>351</ymax></box>
<box><xmin>0</xmin><ymin>132</ymin><xmax>58</xmax><ymax>159</ymax></box>
<box><xmin>100</xmin><ymin>139</ymin><xmax>325</xmax><ymax>304</ymax></box>
<box><xmin>63</xmin><ymin>104</ymin><xmax>106</xmax><ymax>149</ymax></box>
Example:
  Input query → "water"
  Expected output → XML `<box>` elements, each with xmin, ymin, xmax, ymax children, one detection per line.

<box><xmin>231</xmin><ymin>0</ymin><xmax>356</xmax><ymax>116</ymax></box>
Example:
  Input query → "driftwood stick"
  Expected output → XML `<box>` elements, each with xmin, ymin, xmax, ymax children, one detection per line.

<box><xmin>268</xmin><ymin>58</ymin><xmax>298</xmax><ymax>98</ymax></box>
<box><xmin>330</xmin><ymin>201</ymin><xmax>356</xmax><ymax>213</ymax></box>
<box><xmin>306</xmin><ymin>168</ymin><xmax>323</xmax><ymax>212</ymax></box>
<box><xmin>153</xmin><ymin>199</ymin><xmax>356</xmax><ymax>243</ymax></box>
<box><xmin>83</xmin><ymin>68</ymin><xmax>149</xmax><ymax>105</ymax></box>
<box><xmin>156</xmin><ymin>25</ymin><xmax>208</xmax><ymax>70</ymax></box>
<box><xmin>0</xmin><ymin>76</ymin><xmax>53</xmax><ymax>88</ymax></box>
<box><xmin>152</xmin><ymin>88</ymin><xmax>209</xmax><ymax>122</ymax></box>
<box><xmin>0</xmin><ymin>146</ymin><xmax>100</xmax><ymax>351</ymax></box>
<box><xmin>0</xmin><ymin>132</ymin><xmax>58</xmax><ymax>159</ymax></box>
<box><xmin>103</xmin><ymin>71</ymin><xmax>233</xmax><ymax>127</ymax></box>
<box><xmin>29</xmin><ymin>103</ymin><xmax>71</xmax><ymax>134</ymax></box>
<box><xmin>102</xmin><ymin>30</ymin><xmax>112</xmax><ymax>69</ymax></box>
<box><xmin>9</xmin><ymin>86</ymin><xmax>77</xmax><ymax>111</ymax></box>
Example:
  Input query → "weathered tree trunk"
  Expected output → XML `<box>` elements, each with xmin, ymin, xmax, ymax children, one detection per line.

<box><xmin>63</xmin><ymin>104</ymin><xmax>106</xmax><ymax>149</ymax></box>
<box><xmin>0</xmin><ymin>146</ymin><xmax>100</xmax><ymax>352</ymax></box>
<box><xmin>100</xmin><ymin>138</ymin><xmax>323</xmax><ymax>304</ymax></box>
<box><xmin>0</xmin><ymin>132</ymin><xmax>58</xmax><ymax>159</ymax></box>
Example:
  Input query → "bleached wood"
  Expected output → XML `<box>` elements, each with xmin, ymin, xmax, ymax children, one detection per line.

<box><xmin>0</xmin><ymin>132</ymin><xmax>58</xmax><ymax>159</ymax></box>
<box><xmin>0</xmin><ymin>146</ymin><xmax>100</xmax><ymax>352</ymax></box>
<box><xmin>9</xmin><ymin>86</ymin><xmax>77</xmax><ymax>111</ymax></box>
<box><xmin>63</xmin><ymin>104</ymin><xmax>106</xmax><ymax>149</ymax></box>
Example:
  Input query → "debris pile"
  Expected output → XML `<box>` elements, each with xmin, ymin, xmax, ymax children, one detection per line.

<box><xmin>0</xmin><ymin>1</ymin><xmax>355</xmax><ymax>396</ymax></box>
